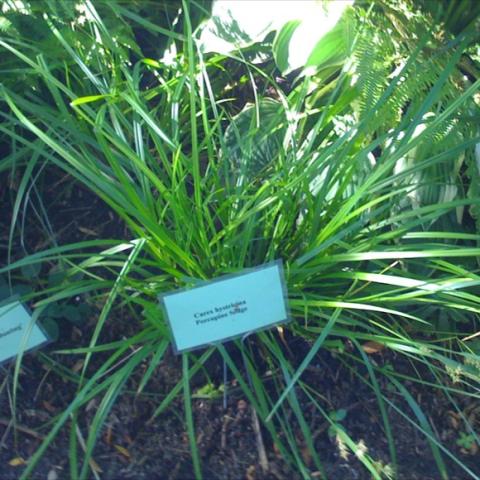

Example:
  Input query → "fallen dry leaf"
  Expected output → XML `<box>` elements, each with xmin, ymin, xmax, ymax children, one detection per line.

<box><xmin>105</xmin><ymin>426</ymin><xmax>113</xmax><ymax>445</ymax></box>
<box><xmin>71</xmin><ymin>360</ymin><xmax>84</xmax><ymax>373</ymax></box>
<box><xmin>89</xmin><ymin>458</ymin><xmax>103</xmax><ymax>473</ymax></box>
<box><xmin>114</xmin><ymin>445</ymin><xmax>131</xmax><ymax>460</ymax></box>
<box><xmin>8</xmin><ymin>457</ymin><xmax>26</xmax><ymax>467</ymax></box>
<box><xmin>447</xmin><ymin>411</ymin><xmax>460</xmax><ymax>430</ymax></box>
<box><xmin>237</xmin><ymin>399</ymin><xmax>248</xmax><ymax>411</ymax></box>
<box><xmin>301</xmin><ymin>446</ymin><xmax>312</xmax><ymax>466</ymax></box>
<box><xmin>78</xmin><ymin>226</ymin><xmax>99</xmax><ymax>236</ymax></box>
<box><xmin>246</xmin><ymin>464</ymin><xmax>256</xmax><ymax>480</ymax></box>
<box><xmin>42</xmin><ymin>401</ymin><xmax>56</xmax><ymax>413</ymax></box>
<box><xmin>362</xmin><ymin>341</ymin><xmax>385</xmax><ymax>354</ymax></box>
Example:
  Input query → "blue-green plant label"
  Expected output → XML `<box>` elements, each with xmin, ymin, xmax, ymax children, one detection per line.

<box><xmin>160</xmin><ymin>260</ymin><xmax>290</xmax><ymax>353</ymax></box>
<box><xmin>0</xmin><ymin>301</ymin><xmax>49</xmax><ymax>364</ymax></box>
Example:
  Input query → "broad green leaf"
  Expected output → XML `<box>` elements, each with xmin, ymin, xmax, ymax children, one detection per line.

<box><xmin>305</xmin><ymin>13</ymin><xmax>354</xmax><ymax>73</ymax></box>
<box><xmin>273</xmin><ymin>20</ymin><xmax>301</xmax><ymax>73</ymax></box>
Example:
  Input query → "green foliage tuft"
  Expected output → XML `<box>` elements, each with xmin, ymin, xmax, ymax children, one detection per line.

<box><xmin>1</xmin><ymin>1</ymin><xmax>479</xmax><ymax>479</ymax></box>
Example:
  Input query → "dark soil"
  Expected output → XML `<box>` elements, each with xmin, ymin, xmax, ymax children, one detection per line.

<box><xmin>0</xmin><ymin>169</ymin><xmax>479</xmax><ymax>480</ymax></box>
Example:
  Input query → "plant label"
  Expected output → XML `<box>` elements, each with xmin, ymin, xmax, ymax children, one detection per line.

<box><xmin>160</xmin><ymin>260</ymin><xmax>290</xmax><ymax>353</ymax></box>
<box><xmin>0</xmin><ymin>300</ymin><xmax>49</xmax><ymax>365</ymax></box>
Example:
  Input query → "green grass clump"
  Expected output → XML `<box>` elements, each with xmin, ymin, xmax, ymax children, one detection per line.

<box><xmin>1</xmin><ymin>1</ymin><xmax>480</xmax><ymax>478</ymax></box>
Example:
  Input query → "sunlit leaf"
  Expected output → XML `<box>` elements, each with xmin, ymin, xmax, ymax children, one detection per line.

<box><xmin>70</xmin><ymin>95</ymin><xmax>110</xmax><ymax>106</ymax></box>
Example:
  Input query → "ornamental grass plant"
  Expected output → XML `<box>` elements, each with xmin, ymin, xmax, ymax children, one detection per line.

<box><xmin>0</xmin><ymin>1</ymin><xmax>479</xmax><ymax>479</ymax></box>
